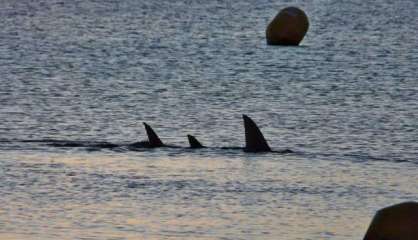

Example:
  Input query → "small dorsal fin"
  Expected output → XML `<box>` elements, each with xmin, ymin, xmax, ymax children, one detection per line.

<box><xmin>243</xmin><ymin>115</ymin><xmax>271</xmax><ymax>152</ymax></box>
<box><xmin>187</xmin><ymin>135</ymin><xmax>204</xmax><ymax>148</ymax></box>
<box><xmin>143</xmin><ymin>122</ymin><xmax>164</xmax><ymax>147</ymax></box>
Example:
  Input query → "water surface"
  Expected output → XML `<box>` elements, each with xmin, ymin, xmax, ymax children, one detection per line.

<box><xmin>0</xmin><ymin>0</ymin><xmax>417</xmax><ymax>239</ymax></box>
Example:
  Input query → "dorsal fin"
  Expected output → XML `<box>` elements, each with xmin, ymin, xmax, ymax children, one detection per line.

<box><xmin>143</xmin><ymin>122</ymin><xmax>164</xmax><ymax>147</ymax></box>
<box><xmin>187</xmin><ymin>135</ymin><xmax>204</xmax><ymax>148</ymax></box>
<box><xmin>243</xmin><ymin>115</ymin><xmax>271</xmax><ymax>152</ymax></box>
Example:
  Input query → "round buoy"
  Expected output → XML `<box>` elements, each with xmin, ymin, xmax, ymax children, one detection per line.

<box><xmin>266</xmin><ymin>7</ymin><xmax>309</xmax><ymax>46</ymax></box>
<box><xmin>364</xmin><ymin>202</ymin><xmax>418</xmax><ymax>240</ymax></box>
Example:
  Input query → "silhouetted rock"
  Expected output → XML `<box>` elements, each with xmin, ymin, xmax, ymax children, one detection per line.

<box><xmin>266</xmin><ymin>7</ymin><xmax>309</xmax><ymax>46</ymax></box>
<box><xmin>364</xmin><ymin>202</ymin><xmax>418</xmax><ymax>240</ymax></box>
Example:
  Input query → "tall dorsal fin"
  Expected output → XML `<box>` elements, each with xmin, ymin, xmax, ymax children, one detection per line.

<box><xmin>243</xmin><ymin>115</ymin><xmax>271</xmax><ymax>152</ymax></box>
<box><xmin>143</xmin><ymin>122</ymin><xmax>164</xmax><ymax>147</ymax></box>
<box><xmin>187</xmin><ymin>135</ymin><xmax>204</xmax><ymax>148</ymax></box>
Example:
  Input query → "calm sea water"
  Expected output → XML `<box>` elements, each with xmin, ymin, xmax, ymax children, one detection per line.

<box><xmin>0</xmin><ymin>0</ymin><xmax>417</xmax><ymax>239</ymax></box>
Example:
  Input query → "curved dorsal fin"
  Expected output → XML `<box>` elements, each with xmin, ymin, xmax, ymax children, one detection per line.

<box><xmin>143</xmin><ymin>122</ymin><xmax>164</xmax><ymax>147</ymax></box>
<box><xmin>187</xmin><ymin>135</ymin><xmax>204</xmax><ymax>148</ymax></box>
<box><xmin>243</xmin><ymin>115</ymin><xmax>271</xmax><ymax>152</ymax></box>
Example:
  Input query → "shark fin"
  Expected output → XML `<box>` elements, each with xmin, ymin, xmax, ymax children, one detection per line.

<box><xmin>243</xmin><ymin>115</ymin><xmax>271</xmax><ymax>152</ymax></box>
<box><xmin>143</xmin><ymin>122</ymin><xmax>164</xmax><ymax>147</ymax></box>
<box><xmin>187</xmin><ymin>135</ymin><xmax>204</xmax><ymax>148</ymax></box>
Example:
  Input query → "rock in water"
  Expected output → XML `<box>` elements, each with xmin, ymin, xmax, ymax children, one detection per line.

<box><xmin>363</xmin><ymin>202</ymin><xmax>418</xmax><ymax>240</ymax></box>
<box><xmin>266</xmin><ymin>7</ymin><xmax>309</xmax><ymax>46</ymax></box>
